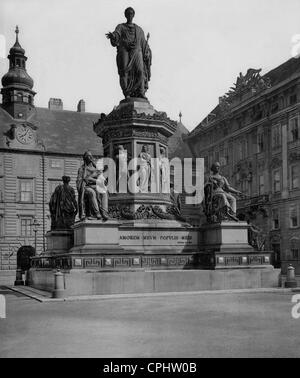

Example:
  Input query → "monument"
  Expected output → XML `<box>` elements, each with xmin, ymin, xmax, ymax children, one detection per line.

<box><xmin>28</xmin><ymin>8</ymin><xmax>279</xmax><ymax>297</ymax></box>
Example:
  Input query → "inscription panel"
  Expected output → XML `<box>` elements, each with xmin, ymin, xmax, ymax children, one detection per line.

<box><xmin>119</xmin><ymin>229</ymin><xmax>199</xmax><ymax>247</ymax></box>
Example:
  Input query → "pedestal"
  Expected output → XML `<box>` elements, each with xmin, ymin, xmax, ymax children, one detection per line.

<box><xmin>199</xmin><ymin>221</ymin><xmax>273</xmax><ymax>269</ymax></box>
<box><xmin>32</xmin><ymin>219</ymin><xmax>201</xmax><ymax>272</ymax></box>
<box><xmin>45</xmin><ymin>230</ymin><xmax>74</xmax><ymax>255</ymax></box>
<box><xmin>93</xmin><ymin>98</ymin><xmax>179</xmax><ymax>220</ymax></box>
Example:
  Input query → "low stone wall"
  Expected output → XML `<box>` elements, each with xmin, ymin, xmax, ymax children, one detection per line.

<box><xmin>29</xmin><ymin>268</ymin><xmax>281</xmax><ymax>297</ymax></box>
<box><xmin>28</xmin><ymin>269</ymin><xmax>56</xmax><ymax>292</ymax></box>
<box><xmin>0</xmin><ymin>270</ymin><xmax>15</xmax><ymax>286</ymax></box>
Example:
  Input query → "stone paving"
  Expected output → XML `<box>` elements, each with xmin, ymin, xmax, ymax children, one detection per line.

<box><xmin>0</xmin><ymin>286</ymin><xmax>299</xmax><ymax>358</ymax></box>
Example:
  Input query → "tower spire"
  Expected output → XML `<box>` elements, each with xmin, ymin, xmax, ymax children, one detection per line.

<box><xmin>179</xmin><ymin>111</ymin><xmax>182</xmax><ymax>123</ymax></box>
<box><xmin>15</xmin><ymin>25</ymin><xmax>19</xmax><ymax>43</ymax></box>
<box><xmin>1</xmin><ymin>26</ymin><xmax>36</xmax><ymax>118</ymax></box>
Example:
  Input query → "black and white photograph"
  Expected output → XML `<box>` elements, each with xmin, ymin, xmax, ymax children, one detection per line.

<box><xmin>0</xmin><ymin>0</ymin><xmax>300</xmax><ymax>361</ymax></box>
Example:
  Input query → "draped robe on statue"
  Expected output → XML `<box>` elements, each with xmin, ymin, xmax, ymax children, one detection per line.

<box><xmin>49</xmin><ymin>183</ymin><xmax>77</xmax><ymax>230</ymax></box>
<box><xmin>110</xmin><ymin>23</ymin><xmax>151</xmax><ymax>98</ymax></box>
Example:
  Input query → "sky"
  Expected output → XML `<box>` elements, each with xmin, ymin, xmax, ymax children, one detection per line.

<box><xmin>1</xmin><ymin>0</ymin><xmax>300</xmax><ymax>131</ymax></box>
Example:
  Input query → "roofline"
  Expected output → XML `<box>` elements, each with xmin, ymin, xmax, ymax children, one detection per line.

<box><xmin>0</xmin><ymin>148</ymin><xmax>101</xmax><ymax>158</ymax></box>
<box><xmin>35</xmin><ymin>106</ymin><xmax>100</xmax><ymax>116</ymax></box>
<box><xmin>187</xmin><ymin>71</ymin><xmax>300</xmax><ymax>139</ymax></box>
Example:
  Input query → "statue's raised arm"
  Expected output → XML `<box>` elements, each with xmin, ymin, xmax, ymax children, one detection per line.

<box><xmin>106</xmin><ymin>7</ymin><xmax>152</xmax><ymax>99</ymax></box>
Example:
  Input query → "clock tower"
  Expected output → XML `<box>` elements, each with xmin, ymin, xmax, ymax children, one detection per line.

<box><xmin>1</xmin><ymin>26</ymin><xmax>36</xmax><ymax>120</ymax></box>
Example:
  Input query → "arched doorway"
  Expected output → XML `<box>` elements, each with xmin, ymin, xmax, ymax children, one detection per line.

<box><xmin>17</xmin><ymin>246</ymin><xmax>35</xmax><ymax>271</ymax></box>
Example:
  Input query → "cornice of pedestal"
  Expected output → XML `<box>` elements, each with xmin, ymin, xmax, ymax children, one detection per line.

<box><xmin>93</xmin><ymin>98</ymin><xmax>177</xmax><ymax>139</ymax></box>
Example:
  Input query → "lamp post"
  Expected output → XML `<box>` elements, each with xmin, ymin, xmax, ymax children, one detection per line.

<box><xmin>31</xmin><ymin>218</ymin><xmax>41</xmax><ymax>254</ymax></box>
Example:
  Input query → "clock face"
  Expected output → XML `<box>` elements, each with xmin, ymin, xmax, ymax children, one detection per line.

<box><xmin>16</xmin><ymin>125</ymin><xmax>35</xmax><ymax>145</ymax></box>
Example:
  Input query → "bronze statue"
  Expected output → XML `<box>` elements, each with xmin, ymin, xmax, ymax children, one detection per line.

<box><xmin>49</xmin><ymin>176</ymin><xmax>78</xmax><ymax>230</ymax></box>
<box><xmin>204</xmin><ymin>162</ymin><xmax>243</xmax><ymax>223</ymax></box>
<box><xmin>76</xmin><ymin>151</ymin><xmax>109</xmax><ymax>221</ymax></box>
<box><xmin>106</xmin><ymin>7</ymin><xmax>152</xmax><ymax>99</ymax></box>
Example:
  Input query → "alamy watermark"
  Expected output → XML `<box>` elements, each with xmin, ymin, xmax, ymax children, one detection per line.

<box><xmin>291</xmin><ymin>294</ymin><xmax>300</xmax><ymax>320</ymax></box>
<box><xmin>0</xmin><ymin>294</ymin><xmax>6</xmax><ymax>319</ymax></box>
<box><xmin>96</xmin><ymin>156</ymin><xmax>204</xmax><ymax>205</ymax></box>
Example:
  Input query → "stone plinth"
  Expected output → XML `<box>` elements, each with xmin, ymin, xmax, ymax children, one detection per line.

<box><xmin>31</xmin><ymin>219</ymin><xmax>201</xmax><ymax>272</ymax></box>
<box><xmin>28</xmin><ymin>268</ymin><xmax>281</xmax><ymax>296</ymax></box>
<box><xmin>199</xmin><ymin>221</ymin><xmax>273</xmax><ymax>270</ymax></box>
<box><xmin>29</xmin><ymin>219</ymin><xmax>278</xmax><ymax>295</ymax></box>
<box><xmin>45</xmin><ymin>230</ymin><xmax>74</xmax><ymax>255</ymax></box>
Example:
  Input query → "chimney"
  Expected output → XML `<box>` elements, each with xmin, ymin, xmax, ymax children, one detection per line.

<box><xmin>48</xmin><ymin>98</ymin><xmax>63</xmax><ymax>111</ymax></box>
<box><xmin>77</xmin><ymin>99</ymin><xmax>85</xmax><ymax>113</ymax></box>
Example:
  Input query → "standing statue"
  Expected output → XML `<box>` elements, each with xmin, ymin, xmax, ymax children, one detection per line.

<box><xmin>49</xmin><ymin>176</ymin><xmax>78</xmax><ymax>230</ymax></box>
<box><xmin>159</xmin><ymin>147</ymin><xmax>170</xmax><ymax>193</ymax></box>
<box><xmin>138</xmin><ymin>145</ymin><xmax>152</xmax><ymax>193</ymax></box>
<box><xmin>115</xmin><ymin>145</ymin><xmax>128</xmax><ymax>192</ymax></box>
<box><xmin>76</xmin><ymin>151</ymin><xmax>109</xmax><ymax>221</ymax></box>
<box><xmin>203</xmin><ymin>162</ymin><xmax>244</xmax><ymax>223</ymax></box>
<box><xmin>106</xmin><ymin>7</ymin><xmax>152</xmax><ymax>99</ymax></box>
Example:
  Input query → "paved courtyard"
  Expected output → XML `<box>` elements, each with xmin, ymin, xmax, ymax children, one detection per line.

<box><xmin>0</xmin><ymin>286</ymin><xmax>299</xmax><ymax>358</ymax></box>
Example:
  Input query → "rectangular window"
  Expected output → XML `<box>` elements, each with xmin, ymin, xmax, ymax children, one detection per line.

<box><xmin>273</xmin><ymin>170</ymin><xmax>281</xmax><ymax>193</ymax></box>
<box><xmin>291</xmin><ymin>165</ymin><xmax>300</xmax><ymax>190</ymax></box>
<box><xmin>292</xmin><ymin>249</ymin><xmax>299</xmax><ymax>260</ymax></box>
<box><xmin>241</xmin><ymin>180</ymin><xmax>249</xmax><ymax>195</ymax></box>
<box><xmin>20</xmin><ymin>218</ymin><xmax>32</xmax><ymax>237</ymax></box>
<box><xmin>19</xmin><ymin>179</ymin><xmax>33</xmax><ymax>203</ymax></box>
<box><xmin>290</xmin><ymin>206</ymin><xmax>299</xmax><ymax>228</ymax></box>
<box><xmin>271</xmin><ymin>103</ymin><xmax>279</xmax><ymax>114</ymax></box>
<box><xmin>0</xmin><ymin>216</ymin><xmax>3</xmax><ymax>237</ymax></box>
<box><xmin>272</xmin><ymin>124</ymin><xmax>281</xmax><ymax>148</ymax></box>
<box><xmin>0</xmin><ymin>177</ymin><xmax>3</xmax><ymax>202</ymax></box>
<box><xmin>50</xmin><ymin>159</ymin><xmax>63</xmax><ymax>169</ymax></box>
<box><xmin>290</xmin><ymin>118</ymin><xmax>299</xmax><ymax>142</ymax></box>
<box><xmin>290</xmin><ymin>94</ymin><xmax>297</xmax><ymax>106</ymax></box>
<box><xmin>257</xmin><ymin>133</ymin><xmax>264</xmax><ymax>153</ymax></box>
<box><xmin>204</xmin><ymin>156</ymin><xmax>209</xmax><ymax>172</ymax></box>
<box><xmin>272</xmin><ymin>209</ymin><xmax>280</xmax><ymax>230</ymax></box>
<box><xmin>241</xmin><ymin>140</ymin><xmax>247</xmax><ymax>159</ymax></box>
<box><xmin>259</xmin><ymin>174</ymin><xmax>264</xmax><ymax>195</ymax></box>
<box><xmin>223</xmin><ymin>147</ymin><xmax>229</xmax><ymax>165</ymax></box>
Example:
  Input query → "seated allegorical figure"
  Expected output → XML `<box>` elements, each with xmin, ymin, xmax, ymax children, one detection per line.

<box><xmin>203</xmin><ymin>162</ymin><xmax>244</xmax><ymax>223</ymax></box>
<box><xmin>76</xmin><ymin>151</ymin><xmax>109</xmax><ymax>221</ymax></box>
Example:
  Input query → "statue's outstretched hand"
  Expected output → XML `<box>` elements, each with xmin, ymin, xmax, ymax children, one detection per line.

<box><xmin>106</xmin><ymin>32</ymin><xmax>113</xmax><ymax>40</ymax></box>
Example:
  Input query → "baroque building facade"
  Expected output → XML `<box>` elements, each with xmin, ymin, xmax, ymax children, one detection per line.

<box><xmin>0</xmin><ymin>28</ymin><xmax>190</xmax><ymax>283</ymax></box>
<box><xmin>185</xmin><ymin>60</ymin><xmax>300</xmax><ymax>274</ymax></box>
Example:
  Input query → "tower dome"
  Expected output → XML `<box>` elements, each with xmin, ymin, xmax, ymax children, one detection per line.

<box><xmin>1</xmin><ymin>26</ymin><xmax>34</xmax><ymax>89</ymax></box>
